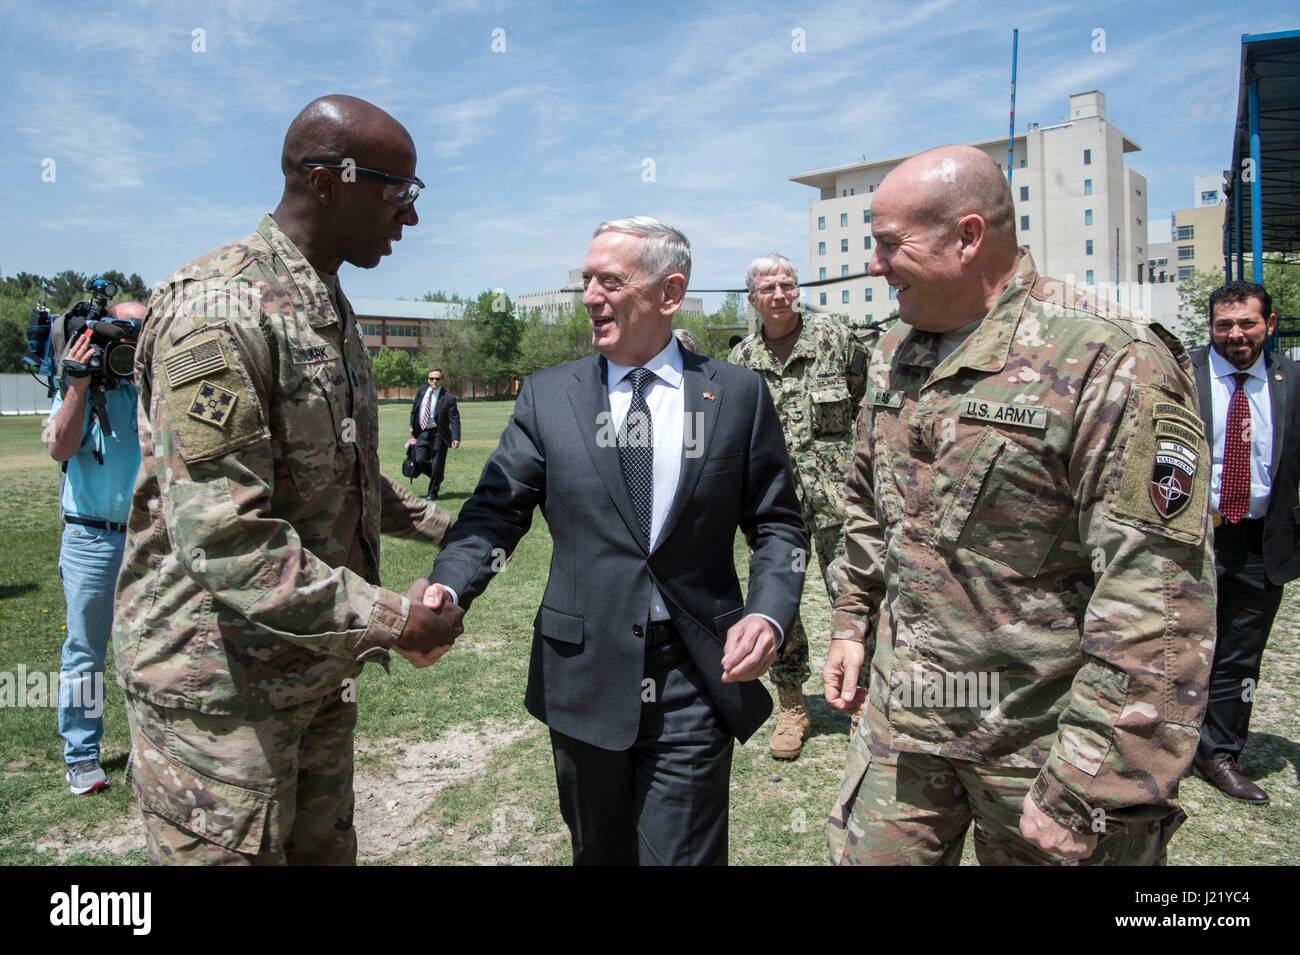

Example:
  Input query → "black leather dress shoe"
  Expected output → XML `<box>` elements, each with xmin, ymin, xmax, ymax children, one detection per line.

<box><xmin>1192</xmin><ymin>753</ymin><xmax>1269</xmax><ymax>803</ymax></box>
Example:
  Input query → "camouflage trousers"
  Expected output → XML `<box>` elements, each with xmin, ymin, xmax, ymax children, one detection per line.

<box><xmin>827</xmin><ymin>715</ymin><xmax>1184</xmax><ymax>866</ymax></box>
<box><xmin>768</xmin><ymin>519</ymin><xmax>844</xmax><ymax>691</ymax></box>
<box><xmin>123</xmin><ymin>689</ymin><xmax>357</xmax><ymax>865</ymax></box>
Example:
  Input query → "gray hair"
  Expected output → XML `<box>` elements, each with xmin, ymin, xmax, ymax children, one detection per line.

<box><xmin>593</xmin><ymin>216</ymin><xmax>692</xmax><ymax>285</ymax></box>
<box><xmin>745</xmin><ymin>253</ymin><xmax>799</xmax><ymax>293</ymax></box>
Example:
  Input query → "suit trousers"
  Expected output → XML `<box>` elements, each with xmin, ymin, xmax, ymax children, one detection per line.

<box><xmin>1199</xmin><ymin>518</ymin><xmax>1284</xmax><ymax>760</ymax></box>
<box><xmin>549</xmin><ymin>635</ymin><xmax>734</xmax><ymax>865</ymax></box>
<box><xmin>417</xmin><ymin>432</ymin><xmax>447</xmax><ymax>498</ymax></box>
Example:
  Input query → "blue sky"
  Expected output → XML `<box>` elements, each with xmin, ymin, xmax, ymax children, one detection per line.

<box><xmin>1</xmin><ymin>0</ymin><xmax>1294</xmax><ymax>311</ymax></box>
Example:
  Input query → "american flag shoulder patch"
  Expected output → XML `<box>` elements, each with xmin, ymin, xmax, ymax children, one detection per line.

<box><xmin>162</xmin><ymin>338</ymin><xmax>229</xmax><ymax>388</ymax></box>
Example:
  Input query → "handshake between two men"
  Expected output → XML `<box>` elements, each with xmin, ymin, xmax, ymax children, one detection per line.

<box><xmin>393</xmin><ymin>579</ymin><xmax>779</xmax><ymax>685</ymax></box>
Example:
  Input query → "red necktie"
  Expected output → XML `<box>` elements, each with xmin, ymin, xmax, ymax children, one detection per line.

<box><xmin>1219</xmin><ymin>372</ymin><xmax>1251</xmax><ymax>523</ymax></box>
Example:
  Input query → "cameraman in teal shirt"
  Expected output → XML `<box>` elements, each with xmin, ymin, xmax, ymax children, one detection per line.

<box><xmin>42</xmin><ymin>302</ymin><xmax>143</xmax><ymax>795</ymax></box>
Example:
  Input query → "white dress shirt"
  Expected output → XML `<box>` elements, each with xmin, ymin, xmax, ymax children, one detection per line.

<box><xmin>606</xmin><ymin>338</ymin><xmax>686</xmax><ymax>622</ymax></box>
<box><xmin>1208</xmin><ymin>347</ymin><xmax>1274</xmax><ymax>519</ymax></box>
<box><xmin>420</xmin><ymin>386</ymin><xmax>440</xmax><ymax>430</ymax></box>
<box><xmin>443</xmin><ymin>338</ymin><xmax>781</xmax><ymax>640</ymax></box>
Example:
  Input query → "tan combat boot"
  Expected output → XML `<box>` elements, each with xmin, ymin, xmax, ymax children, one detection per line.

<box><xmin>770</xmin><ymin>685</ymin><xmax>812</xmax><ymax>760</ymax></box>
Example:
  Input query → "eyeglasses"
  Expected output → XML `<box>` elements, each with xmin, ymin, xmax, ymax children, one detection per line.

<box><xmin>302</xmin><ymin>161</ymin><xmax>425</xmax><ymax>208</ymax></box>
<box><xmin>428</xmin><ymin>376</ymin><xmax>442</xmax><ymax>381</ymax></box>
<box><xmin>755</xmin><ymin>282</ymin><xmax>799</xmax><ymax>297</ymax></box>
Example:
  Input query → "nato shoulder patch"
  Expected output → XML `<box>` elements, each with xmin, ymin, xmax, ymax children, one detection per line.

<box><xmin>1109</xmin><ymin>385</ymin><xmax>1207</xmax><ymax>544</ymax></box>
<box><xmin>162</xmin><ymin>337</ymin><xmax>229</xmax><ymax>388</ymax></box>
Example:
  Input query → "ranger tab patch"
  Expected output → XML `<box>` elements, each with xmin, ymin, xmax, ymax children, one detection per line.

<box><xmin>187</xmin><ymin>380</ymin><xmax>238</xmax><ymax>429</ymax></box>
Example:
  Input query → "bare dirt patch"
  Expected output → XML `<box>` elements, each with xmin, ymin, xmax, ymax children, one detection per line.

<box><xmin>354</xmin><ymin>719</ymin><xmax>537</xmax><ymax>862</ymax></box>
<box><xmin>31</xmin><ymin>720</ymin><xmax>539</xmax><ymax>863</ymax></box>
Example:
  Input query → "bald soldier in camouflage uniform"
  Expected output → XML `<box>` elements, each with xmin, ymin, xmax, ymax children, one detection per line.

<box><xmin>730</xmin><ymin>255</ymin><xmax>865</xmax><ymax>759</ymax></box>
<box><xmin>115</xmin><ymin>96</ymin><xmax>463</xmax><ymax>865</ymax></box>
<box><xmin>823</xmin><ymin>146</ymin><xmax>1215</xmax><ymax>865</ymax></box>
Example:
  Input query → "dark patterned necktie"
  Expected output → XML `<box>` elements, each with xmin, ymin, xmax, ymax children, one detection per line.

<box><xmin>618</xmin><ymin>367</ymin><xmax>655</xmax><ymax>547</ymax></box>
<box><xmin>1219</xmin><ymin>372</ymin><xmax>1252</xmax><ymax>523</ymax></box>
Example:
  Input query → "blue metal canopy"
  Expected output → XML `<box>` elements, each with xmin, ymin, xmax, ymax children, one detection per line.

<box><xmin>1225</xmin><ymin>29</ymin><xmax>1300</xmax><ymax>284</ymax></box>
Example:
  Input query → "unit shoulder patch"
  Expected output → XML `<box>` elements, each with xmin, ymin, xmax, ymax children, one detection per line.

<box><xmin>1109</xmin><ymin>386</ymin><xmax>1207</xmax><ymax>543</ymax></box>
<box><xmin>187</xmin><ymin>380</ymin><xmax>239</xmax><ymax>429</ymax></box>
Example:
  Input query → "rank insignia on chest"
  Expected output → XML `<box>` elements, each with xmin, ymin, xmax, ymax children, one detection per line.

<box><xmin>187</xmin><ymin>380</ymin><xmax>238</xmax><ymax>429</ymax></box>
<box><xmin>1150</xmin><ymin>439</ymin><xmax>1197</xmax><ymax>518</ymax></box>
<box><xmin>867</xmin><ymin>388</ymin><xmax>903</xmax><ymax>409</ymax></box>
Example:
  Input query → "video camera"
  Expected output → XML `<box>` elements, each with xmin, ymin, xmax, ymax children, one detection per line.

<box><xmin>24</xmin><ymin>277</ymin><xmax>141</xmax><ymax>464</ymax></box>
<box><xmin>24</xmin><ymin>277</ymin><xmax>140</xmax><ymax>397</ymax></box>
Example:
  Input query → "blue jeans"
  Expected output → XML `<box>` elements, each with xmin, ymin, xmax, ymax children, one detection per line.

<box><xmin>57</xmin><ymin>523</ymin><xmax>124</xmax><ymax>764</ymax></box>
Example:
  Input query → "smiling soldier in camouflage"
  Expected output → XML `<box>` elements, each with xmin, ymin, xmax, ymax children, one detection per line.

<box><xmin>822</xmin><ymin>145</ymin><xmax>1215</xmax><ymax>865</ymax></box>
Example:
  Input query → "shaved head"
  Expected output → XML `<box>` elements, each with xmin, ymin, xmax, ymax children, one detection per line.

<box><xmin>867</xmin><ymin>144</ymin><xmax>1022</xmax><ymax>332</ymax></box>
<box><xmin>881</xmin><ymin>145</ymin><xmax>1017</xmax><ymax>253</ymax></box>
<box><xmin>273</xmin><ymin>94</ymin><xmax>420</xmax><ymax>272</ymax></box>
<box><xmin>281</xmin><ymin>94</ymin><xmax>415</xmax><ymax>187</ymax></box>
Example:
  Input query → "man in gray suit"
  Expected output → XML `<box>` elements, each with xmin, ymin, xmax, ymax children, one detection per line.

<box><xmin>412</xmin><ymin>216</ymin><xmax>807</xmax><ymax>864</ymax></box>
<box><xmin>1188</xmin><ymin>281</ymin><xmax>1300</xmax><ymax>803</ymax></box>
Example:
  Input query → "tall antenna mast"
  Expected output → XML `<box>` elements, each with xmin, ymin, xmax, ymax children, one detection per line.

<box><xmin>1007</xmin><ymin>28</ymin><xmax>1019</xmax><ymax>185</ymax></box>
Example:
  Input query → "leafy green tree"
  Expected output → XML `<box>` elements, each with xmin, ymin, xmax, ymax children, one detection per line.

<box><xmin>468</xmin><ymin>289</ymin><xmax>521</xmax><ymax>393</ymax></box>
<box><xmin>396</xmin><ymin>349</ymin><xmax>422</xmax><ymax>388</ymax></box>
<box><xmin>422</xmin><ymin>318</ymin><xmax>481</xmax><ymax>396</ymax></box>
<box><xmin>0</xmin><ymin>313</ymin><xmax>29</xmax><ymax>373</ymax></box>
<box><xmin>710</xmin><ymin>291</ymin><xmax>745</xmax><ymax>327</ymax></box>
<box><xmin>371</xmin><ymin>346</ymin><xmax>406</xmax><ymax>391</ymax></box>
<box><xmin>421</xmin><ymin>290</ymin><xmax>465</xmax><ymax>304</ymax></box>
<box><xmin>48</xmin><ymin>271</ymin><xmax>88</xmax><ymax>309</ymax></box>
<box><xmin>1178</xmin><ymin>269</ymin><xmax>1223</xmax><ymax>337</ymax></box>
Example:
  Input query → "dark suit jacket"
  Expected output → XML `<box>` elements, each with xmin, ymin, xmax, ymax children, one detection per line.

<box><xmin>410</xmin><ymin>385</ymin><xmax>461</xmax><ymax>447</ymax></box>
<box><xmin>428</xmin><ymin>345</ymin><xmax>808</xmax><ymax>750</ymax></box>
<box><xmin>1191</xmin><ymin>344</ymin><xmax>1300</xmax><ymax>584</ymax></box>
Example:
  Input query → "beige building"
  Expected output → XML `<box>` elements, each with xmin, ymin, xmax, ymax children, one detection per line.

<box><xmin>1159</xmin><ymin>178</ymin><xmax>1227</xmax><ymax>283</ymax></box>
<box><xmin>351</xmin><ymin>298</ymin><xmax>465</xmax><ymax>355</ymax></box>
<box><xmin>517</xmin><ymin>269</ymin><xmax>705</xmax><ymax>322</ymax></box>
<box><xmin>791</xmin><ymin>90</ymin><xmax>1148</xmax><ymax>327</ymax></box>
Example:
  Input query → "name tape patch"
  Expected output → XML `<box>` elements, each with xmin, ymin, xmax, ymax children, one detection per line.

<box><xmin>958</xmin><ymin>399</ymin><xmax>1049</xmax><ymax>431</ymax></box>
<box><xmin>867</xmin><ymin>388</ymin><xmax>903</xmax><ymax>409</ymax></box>
<box><xmin>291</xmin><ymin>343</ymin><xmax>337</xmax><ymax>365</ymax></box>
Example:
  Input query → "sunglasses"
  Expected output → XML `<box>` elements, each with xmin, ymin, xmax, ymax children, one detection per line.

<box><xmin>302</xmin><ymin>161</ymin><xmax>425</xmax><ymax>208</ymax></box>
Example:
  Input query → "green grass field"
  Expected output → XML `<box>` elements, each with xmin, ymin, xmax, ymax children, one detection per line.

<box><xmin>0</xmin><ymin>401</ymin><xmax>1296</xmax><ymax>865</ymax></box>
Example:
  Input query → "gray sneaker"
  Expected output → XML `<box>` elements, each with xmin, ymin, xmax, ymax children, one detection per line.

<box><xmin>66</xmin><ymin>759</ymin><xmax>109</xmax><ymax>795</ymax></box>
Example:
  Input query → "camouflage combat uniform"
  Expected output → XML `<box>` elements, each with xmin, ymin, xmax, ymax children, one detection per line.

<box><xmin>729</xmin><ymin>314</ymin><xmax>866</xmax><ymax>690</ymax></box>
<box><xmin>114</xmin><ymin>214</ymin><xmax>449</xmax><ymax>865</ymax></box>
<box><xmin>826</xmin><ymin>254</ymin><xmax>1216</xmax><ymax>865</ymax></box>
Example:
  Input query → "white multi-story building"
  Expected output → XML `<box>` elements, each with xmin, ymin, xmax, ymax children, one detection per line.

<box><xmin>518</xmin><ymin>268</ymin><xmax>705</xmax><ymax>322</ymax></box>
<box><xmin>790</xmin><ymin>91</ymin><xmax>1148</xmax><ymax>327</ymax></box>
